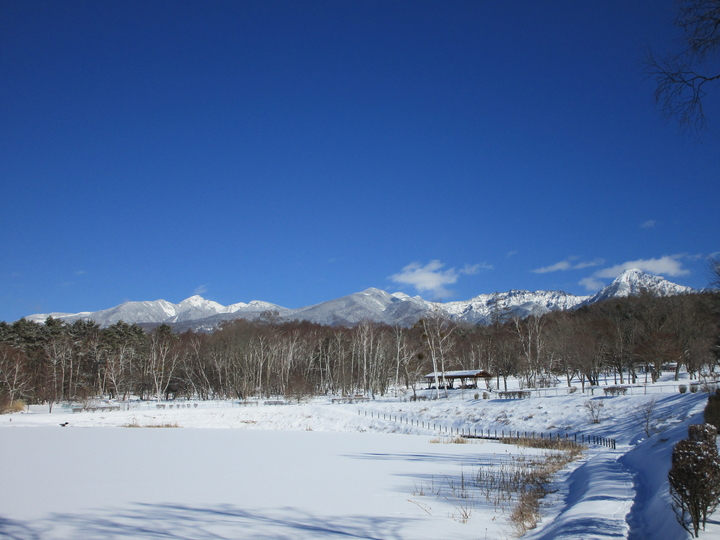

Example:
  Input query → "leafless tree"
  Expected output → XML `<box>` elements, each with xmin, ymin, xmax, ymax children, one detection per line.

<box><xmin>146</xmin><ymin>324</ymin><xmax>180</xmax><ymax>400</ymax></box>
<box><xmin>545</xmin><ymin>312</ymin><xmax>584</xmax><ymax>387</ymax></box>
<box><xmin>42</xmin><ymin>323</ymin><xmax>72</xmax><ymax>411</ymax></box>
<box><xmin>709</xmin><ymin>256</ymin><xmax>720</xmax><ymax>288</ymax></box>
<box><xmin>633</xmin><ymin>397</ymin><xmax>659</xmax><ymax>437</ymax></box>
<box><xmin>644</xmin><ymin>0</ymin><xmax>720</xmax><ymax>136</ymax></box>
<box><xmin>489</xmin><ymin>325</ymin><xmax>520</xmax><ymax>392</ymax></box>
<box><xmin>418</xmin><ymin>314</ymin><xmax>456</xmax><ymax>398</ymax></box>
<box><xmin>584</xmin><ymin>399</ymin><xmax>605</xmax><ymax>424</ymax></box>
<box><xmin>0</xmin><ymin>345</ymin><xmax>31</xmax><ymax>405</ymax></box>
<box><xmin>391</xmin><ymin>325</ymin><xmax>410</xmax><ymax>397</ymax></box>
<box><xmin>513</xmin><ymin>314</ymin><xmax>546</xmax><ymax>388</ymax></box>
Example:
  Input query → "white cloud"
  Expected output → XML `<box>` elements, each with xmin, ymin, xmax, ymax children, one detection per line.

<box><xmin>194</xmin><ymin>284</ymin><xmax>209</xmax><ymax>295</ymax></box>
<box><xmin>573</xmin><ymin>258</ymin><xmax>605</xmax><ymax>270</ymax></box>
<box><xmin>640</xmin><ymin>220</ymin><xmax>657</xmax><ymax>229</ymax></box>
<box><xmin>579</xmin><ymin>277</ymin><xmax>605</xmax><ymax>291</ymax></box>
<box><xmin>594</xmin><ymin>255</ymin><xmax>689</xmax><ymax>278</ymax></box>
<box><xmin>532</xmin><ymin>257</ymin><xmax>605</xmax><ymax>274</ymax></box>
<box><xmin>533</xmin><ymin>261</ymin><xmax>572</xmax><ymax>273</ymax></box>
<box><xmin>390</xmin><ymin>260</ymin><xmax>457</xmax><ymax>297</ymax></box>
<box><xmin>390</xmin><ymin>260</ymin><xmax>487</xmax><ymax>299</ymax></box>
<box><xmin>460</xmin><ymin>263</ymin><xmax>493</xmax><ymax>275</ymax></box>
<box><xmin>578</xmin><ymin>254</ymin><xmax>691</xmax><ymax>292</ymax></box>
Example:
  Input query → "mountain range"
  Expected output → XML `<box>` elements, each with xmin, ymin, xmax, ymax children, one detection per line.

<box><xmin>24</xmin><ymin>269</ymin><xmax>695</xmax><ymax>331</ymax></box>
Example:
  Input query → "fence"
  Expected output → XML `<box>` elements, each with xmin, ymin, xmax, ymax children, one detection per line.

<box><xmin>66</xmin><ymin>399</ymin><xmax>267</xmax><ymax>412</ymax></box>
<box><xmin>506</xmin><ymin>383</ymin><xmax>716</xmax><ymax>398</ymax></box>
<box><xmin>358</xmin><ymin>409</ymin><xmax>617</xmax><ymax>450</ymax></box>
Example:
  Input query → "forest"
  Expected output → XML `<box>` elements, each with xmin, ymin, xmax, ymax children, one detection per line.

<box><xmin>1</xmin><ymin>292</ymin><xmax>718</xmax><ymax>411</ymax></box>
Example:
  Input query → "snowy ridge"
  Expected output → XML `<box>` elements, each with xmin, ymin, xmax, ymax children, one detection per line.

<box><xmin>440</xmin><ymin>289</ymin><xmax>590</xmax><ymax>324</ymax></box>
<box><xmin>26</xmin><ymin>296</ymin><xmax>289</xmax><ymax>327</ymax></box>
<box><xmin>24</xmin><ymin>269</ymin><xmax>695</xmax><ymax>329</ymax></box>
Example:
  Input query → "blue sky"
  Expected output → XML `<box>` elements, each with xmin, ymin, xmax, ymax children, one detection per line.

<box><xmin>1</xmin><ymin>0</ymin><xmax>718</xmax><ymax>321</ymax></box>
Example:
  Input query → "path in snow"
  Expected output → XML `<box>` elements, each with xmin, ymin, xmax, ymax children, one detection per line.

<box><xmin>524</xmin><ymin>449</ymin><xmax>634</xmax><ymax>540</ymax></box>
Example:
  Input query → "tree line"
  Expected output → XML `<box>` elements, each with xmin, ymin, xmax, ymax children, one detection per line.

<box><xmin>0</xmin><ymin>291</ymin><xmax>718</xmax><ymax>409</ymax></box>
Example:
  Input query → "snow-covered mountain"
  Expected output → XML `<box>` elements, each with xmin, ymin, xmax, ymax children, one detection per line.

<box><xmin>441</xmin><ymin>289</ymin><xmax>590</xmax><ymax>325</ymax></box>
<box><xmin>584</xmin><ymin>268</ymin><xmax>694</xmax><ymax>304</ymax></box>
<box><xmin>26</xmin><ymin>296</ymin><xmax>289</xmax><ymax>328</ymax></box>
<box><xmin>287</xmin><ymin>288</ymin><xmax>433</xmax><ymax>327</ymax></box>
<box><xmin>24</xmin><ymin>269</ymin><xmax>695</xmax><ymax>330</ymax></box>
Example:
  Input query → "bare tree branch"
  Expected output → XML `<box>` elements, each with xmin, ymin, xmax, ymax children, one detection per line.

<box><xmin>644</xmin><ymin>0</ymin><xmax>720</xmax><ymax>136</ymax></box>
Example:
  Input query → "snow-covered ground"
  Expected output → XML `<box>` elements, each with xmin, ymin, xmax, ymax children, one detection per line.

<box><xmin>1</xmin><ymin>372</ymin><xmax>717</xmax><ymax>539</ymax></box>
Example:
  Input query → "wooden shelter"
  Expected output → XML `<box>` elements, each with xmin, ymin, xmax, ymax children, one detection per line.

<box><xmin>424</xmin><ymin>369</ymin><xmax>492</xmax><ymax>390</ymax></box>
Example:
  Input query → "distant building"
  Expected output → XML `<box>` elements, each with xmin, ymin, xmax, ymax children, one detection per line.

<box><xmin>424</xmin><ymin>369</ymin><xmax>492</xmax><ymax>390</ymax></box>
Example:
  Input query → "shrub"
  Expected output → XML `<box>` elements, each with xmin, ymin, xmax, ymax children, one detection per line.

<box><xmin>603</xmin><ymin>386</ymin><xmax>628</xmax><ymax>396</ymax></box>
<box><xmin>498</xmin><ymin>390</ymin><xmax>531</xmax><ymax>399</ymax></box>
<box><xmin>482</xmin><ymin>392</ymin><xmax>490</xmax><ymax>400</ymax></box>
<box><xmin>679</xmin><ymin>385</ymin><xmax>688</xmax><ymax>394</ymax></box>
<box><xmin>11</xmin><ymin>400</ymin><xmax>25</xmax><ymax>413</ymax></box>
<box><xmin>0</xmin><ymin>399</ymin><xmax>25</xmax><ymax>414</ymax></box>
<box><xmin>121</xmin><ymin>418</ymin><xmax>181</xmax><ymax>428</ymax></box>
<box><xmin>568</xmin><ymin>386</ymin><xmax>578</xmax><ymax>394</ymax></box>
<box><xmin>502</xmin><ymin>436</ymin><xmax>586</xmax><ymax>456</ymax></box>
<box><xmin>474</xmin><ymin>393</ymin><xmax>480</xmax><ymax>400</ymax></box>
<box><xmin>510</xmin><ymin>487</ymin><xmax>544</xmax><ymax>536</ymax></box>
<box><xmin>505</xmin><ymin>447</ymin><xmax>582</xmax><ymax>536</ymax></box>
<box><xmin>669</xmin><ymin>424</ymin><xmax>720</xmax><ymax>537</ymax></box>
<box><xmin>704</xmin><ymin>389</ymin><xmax>720</xmax><ymax>430</ymax></box>
<box><xmin>429</xmin><ymin>436</ymin><xmax>467</xmax><ymax>444</ymax></box>
<box><xmin>689</xmin><ymin>423</ymin><xmax>717</xmax><ymax>443</ymax></box>
<box><xmin>690</xmin><ymin>383</ymin><xmax>700</xmax><ymax>393</ymax></box>
<box><xmin>585</xmin><ymin>400</ymin><xmax>604</xmax><ymax>424</ymax></box>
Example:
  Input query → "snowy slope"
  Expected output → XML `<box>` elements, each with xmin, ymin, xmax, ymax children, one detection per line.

<box><xmin>0</xmin><ymin>372</ymin><xmax>713</xmax><ymax>540</ymax></box>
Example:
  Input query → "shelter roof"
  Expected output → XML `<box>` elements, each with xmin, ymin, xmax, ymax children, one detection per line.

<box><xmin>424</xmin><ymin>370</ymin><xmax>492</xmax><ymax>379</ymax></box>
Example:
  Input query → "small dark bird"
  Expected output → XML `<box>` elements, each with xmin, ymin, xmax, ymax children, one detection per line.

<box><xmin>59</xmin><ymin>422</ymin><xmax>69</xmax><ymax>427</ymax></box>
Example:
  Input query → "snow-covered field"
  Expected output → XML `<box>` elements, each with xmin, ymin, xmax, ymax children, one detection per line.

<box><xmin>1</xmin><ymin>373</ymin><xmax>717</xmax><ymax>539</ymax></box>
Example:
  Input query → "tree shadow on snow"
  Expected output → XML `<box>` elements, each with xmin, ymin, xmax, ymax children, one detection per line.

<box><xmin>528</xmin><ymin>516</ymin><xmax>629</xmax><ymax>540</ymax></box>
<box><xmin>346</xmin><ymin>451</ymin><xmax>528</xmax><ymax>484</ymax></box>
<box><xmin>345</xmin><ymin>451</ymin><xmax>492</xmax><ymax>465</ymax></box>
<box><xmin>0</xmin><ymin>505</ymin><xmax>411</xmax><ymax>540</ymax></box>
<box><xmin>0</xmin><ymin>517</ymin><xmax>44</xmax><ymax>540</ymax></box>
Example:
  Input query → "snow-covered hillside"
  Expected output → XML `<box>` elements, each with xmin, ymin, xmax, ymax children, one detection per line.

<box><xmin>1</xmin><ymin>372</ymin><xmax>714</xmax><ymax>540</ymax></box>
<box><xmin>24</xmin><ymin>269</ymin><xmax>695</xmax><ymax>330</ymax></box>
